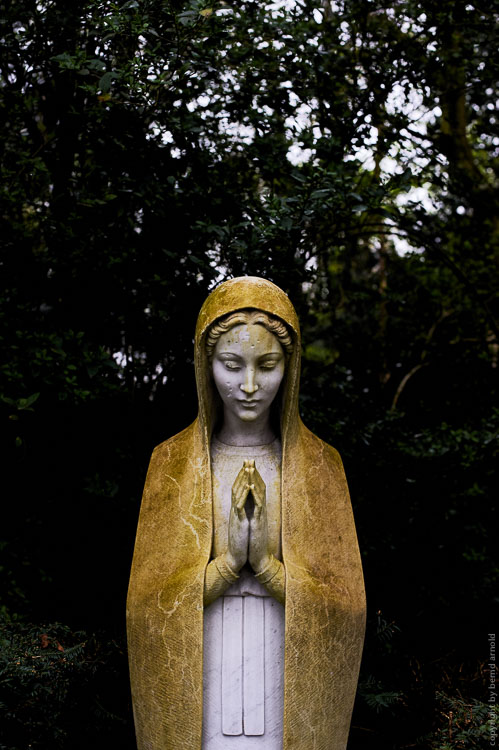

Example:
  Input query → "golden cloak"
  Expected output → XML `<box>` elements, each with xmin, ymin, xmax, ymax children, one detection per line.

<box><xmin>127</xmin><ymin>277</ymin><xmax>366</xmax><ymax>750</ymax></box>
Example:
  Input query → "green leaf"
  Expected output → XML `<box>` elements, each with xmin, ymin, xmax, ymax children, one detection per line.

<box><xmin>98</xmin><ymin>71</ymin><xmax>119</xmax><ymax>93</ymax></box>
<box><xmin>20</xmin><ymin>392</ymin><xmax>40</xmax><ymax>409</ymax></box>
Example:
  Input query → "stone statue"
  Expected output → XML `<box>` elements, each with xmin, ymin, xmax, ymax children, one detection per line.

<box><xmin>127</xmin><ymin>276</ymin><xmax>366</xmax><ymax>750</ymax></box>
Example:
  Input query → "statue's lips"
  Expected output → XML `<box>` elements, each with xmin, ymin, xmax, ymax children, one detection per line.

<box><xmin>238</xmin><ymin>400</ymin><xmax>259</xmax><ymax>407</ymax></box>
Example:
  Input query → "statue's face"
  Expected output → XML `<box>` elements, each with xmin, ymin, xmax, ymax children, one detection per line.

<box><xmin>212</xmin><ymin>323</ymin><xmax>285</xmax><ymax>423</ymax></box>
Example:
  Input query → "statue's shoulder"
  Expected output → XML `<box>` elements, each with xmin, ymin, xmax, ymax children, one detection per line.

<box><xmin>298</xmin><ymin>421</ymin><xmax>345</xmax><ymax>472</ymax></box>
<box><xmin>149</xmin><ymin>420</ymin><xmax>198</xmax><ymax>467</ymax></box>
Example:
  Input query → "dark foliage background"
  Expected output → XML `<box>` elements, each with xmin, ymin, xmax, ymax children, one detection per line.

<box><xmin>1</xmin><ymin>1</ymin><xmax>497</xmax><ymax>748</ymax></box>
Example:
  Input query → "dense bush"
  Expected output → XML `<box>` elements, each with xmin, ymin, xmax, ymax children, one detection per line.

<box><xmin>0</xmin><ymin>620</ymin><xmax>132</xmax><ymax>749</ymax></box>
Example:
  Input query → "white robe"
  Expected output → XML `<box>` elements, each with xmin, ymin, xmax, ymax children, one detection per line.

<box><xmin>202</xmin><ymin>438</ymin><xmax>285</xmax><ymax>749</ymax></box>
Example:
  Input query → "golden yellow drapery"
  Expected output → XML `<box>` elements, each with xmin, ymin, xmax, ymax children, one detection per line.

<box><xmin>127</xmin><ymin>277</ymin><xmax>366</xmax><ymax>750</ymax></box>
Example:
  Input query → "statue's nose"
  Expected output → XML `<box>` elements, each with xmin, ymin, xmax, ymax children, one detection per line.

<box><xmin>240</xmin><ymin>368</ymin><xmax>258</xmax><ymax>394</ymax></box>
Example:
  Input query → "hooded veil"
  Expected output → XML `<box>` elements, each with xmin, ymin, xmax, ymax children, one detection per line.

<box><xmin>127</xmin><ymin>277</ymin><xmax>366</xmax><ymax>750</ymax></box>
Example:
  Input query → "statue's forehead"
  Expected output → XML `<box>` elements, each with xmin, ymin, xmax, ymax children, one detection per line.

<box><xmin>215</xmin><ymin>323</ymin><xmax>283</xmax><ymax>350</ymax></box>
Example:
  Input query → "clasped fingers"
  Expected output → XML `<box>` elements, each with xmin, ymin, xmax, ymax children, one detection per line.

<box><xmin>231</xmin><ymin>463</ymin><xmax>251</xmax><ymax>513</ymax></box>
<box><xmin>250</xmin><ymin>465</ymin><xmax>266</xmax><ymax>517</ymax></box>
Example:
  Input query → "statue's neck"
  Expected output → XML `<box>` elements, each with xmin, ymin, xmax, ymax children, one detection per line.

<box><xmin>216</xmin><ymin>408</ymin><xmax>276</xmax><ymax>447</ymax></box>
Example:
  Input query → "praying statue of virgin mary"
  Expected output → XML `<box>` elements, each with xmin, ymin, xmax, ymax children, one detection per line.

<box><xmin>127</xmin><ymin>276</ymin><xmax>366</xmax><ymax>750</ymax></box>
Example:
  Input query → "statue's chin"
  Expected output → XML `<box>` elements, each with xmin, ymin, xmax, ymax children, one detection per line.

<box><xmin>238</xmin><ymin>410</ymin><xmax>260</xmax><ymax>422</ymax></box>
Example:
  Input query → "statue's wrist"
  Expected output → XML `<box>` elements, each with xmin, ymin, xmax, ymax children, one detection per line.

<box><xmin>219</xmin><ymin>552</ymin><xmax>241</xmax><ymax>580</ymax></box>
<box><xmin>255</xmin><ymin>556</ymin><xmax>281</xmax><ymax>585</ymax></box>
<box><xmin>252</xmin><ymin>554</ymin><xmax>273</xmax><ymax>577</ymax></box>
